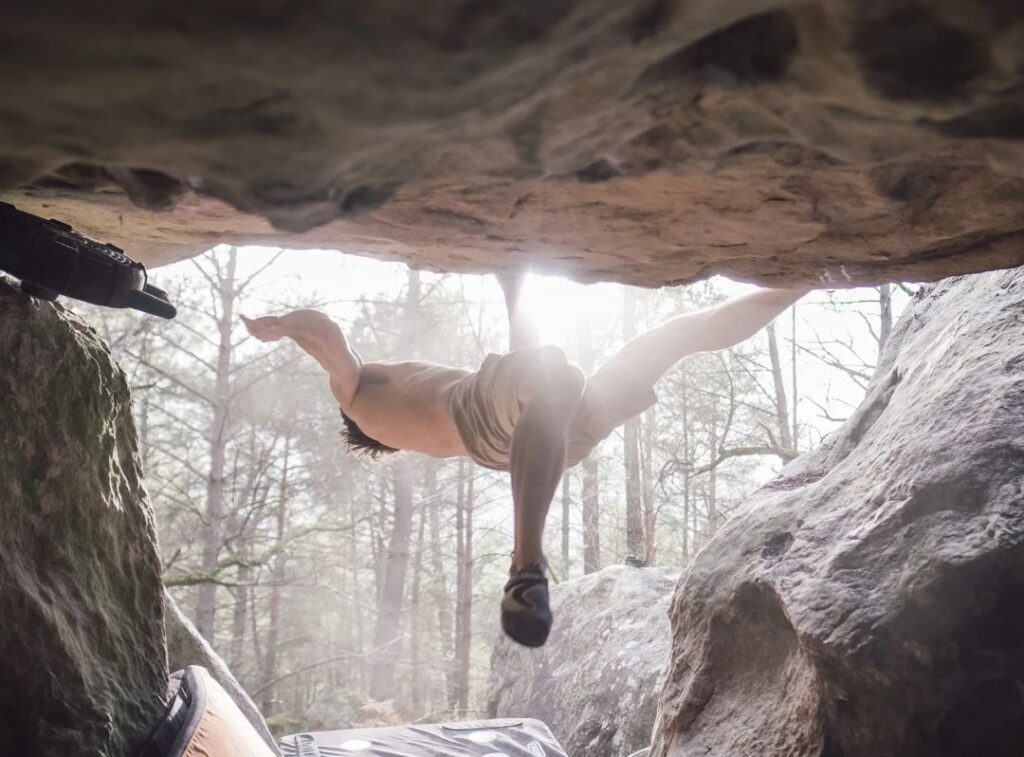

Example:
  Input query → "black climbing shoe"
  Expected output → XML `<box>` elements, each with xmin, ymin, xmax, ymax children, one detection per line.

<box><xmin>501</xmin><ymin>563</ymin><xmax>552</xmax><ymax>647</ymax></box>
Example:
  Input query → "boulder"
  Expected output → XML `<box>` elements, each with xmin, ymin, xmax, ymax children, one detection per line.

<box><xmin>164</xmin><ymin>591</ymin><xmax>278</xmax><ymax>751</ymax></box>
<box><xmin>2</xmin><ymin>2</ymin><xmax>1024</xmax><ymax>286</ymax></box>
<box><xmin>652</xmin><ymin>267</ymin><xmax>1024</xmax><ymax>756</ymax></box>
<box><xmin>0</xmin><ymin>278</ymin><xmax>167</xmax><ymax>755</ymax></box>
<box><xmin>490</xmin><ymin>565</ymin><xmax>678</xmax><ymax>756</ymax></box>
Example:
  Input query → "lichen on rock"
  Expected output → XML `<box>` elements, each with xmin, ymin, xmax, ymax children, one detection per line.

<box><xmin>0</xmin><ymin>278</ymin><xmax>167</xmax><ymax>755</ymax></box>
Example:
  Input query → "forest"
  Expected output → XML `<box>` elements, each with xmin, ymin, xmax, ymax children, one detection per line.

<box><xmin>76</xmin><ymin>245</ymin><xmax>907</xmax><ymax>734</ymax></box>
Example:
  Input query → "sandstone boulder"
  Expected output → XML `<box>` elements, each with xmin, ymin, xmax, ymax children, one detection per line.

<box><xmin>652</xmin><ymin>267</ymin><xmax>1024</xmax><ymax>756</ymax></box>
<box><xmin>0</xmin><ymin>278</ymin><xmax>167</xmax><ymax>755</ymax></box>
<box><xmin>2</xmin><ymin>1</ymin><xmax>1024</xmax><ymax>286</ymax></box>
<box><xmin>490</xmin><ymin>565</ymin><xmax>677</xmax><ymax>756</ymax></box>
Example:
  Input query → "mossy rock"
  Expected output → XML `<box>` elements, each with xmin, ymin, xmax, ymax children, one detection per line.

<box><xmin>0</xmin><ymin>279</ymin><xmax>167</xmax><ymax>755</ymax></box>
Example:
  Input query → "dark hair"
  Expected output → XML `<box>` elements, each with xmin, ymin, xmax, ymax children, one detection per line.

<box><xmin>339</xmin><ymin>408</ymin><xmax>398</xmax><ymax>459</ymax></box>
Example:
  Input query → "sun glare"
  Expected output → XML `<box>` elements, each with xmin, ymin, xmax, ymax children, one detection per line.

<box><xmin>519</xmin><ymin>273</ymin><xmax>613</xmax><ymax>347</ymax></box>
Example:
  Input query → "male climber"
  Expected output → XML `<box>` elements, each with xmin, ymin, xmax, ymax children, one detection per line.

<box><xmin>242</xmin><ymin>283</ymin><xmax>807</xmax><ymax>647</ymax></box>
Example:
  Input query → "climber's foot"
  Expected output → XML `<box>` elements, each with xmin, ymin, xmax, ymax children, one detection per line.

<box><xmin>501</xmin><ymin>563</ymin><xmax>551</xmax><ymax>647</ymax></box>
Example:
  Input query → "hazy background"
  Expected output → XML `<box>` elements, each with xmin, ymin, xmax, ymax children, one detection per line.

<box><xmin>75</xmin><ymin>245</ymin><xmax>909</xmax><ymax>733</ymax></box>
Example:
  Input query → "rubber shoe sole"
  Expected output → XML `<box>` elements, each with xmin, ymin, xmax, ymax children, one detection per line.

<box><xmin>501</xmin><ymin>569</ymin><xmax>552</xmax><ymax>647</ymax></box>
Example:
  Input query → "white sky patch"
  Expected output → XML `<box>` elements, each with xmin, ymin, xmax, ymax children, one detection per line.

<box><xmin>518</xmin><ymin>272</ymin><xmax>622</xmax><ymax>346</ymax></box>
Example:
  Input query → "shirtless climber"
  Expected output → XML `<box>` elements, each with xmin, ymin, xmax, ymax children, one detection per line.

<box><xmin>242</xmin><ymin>283</ymin><xmax>807</xmax><ymax>647</ymax></box>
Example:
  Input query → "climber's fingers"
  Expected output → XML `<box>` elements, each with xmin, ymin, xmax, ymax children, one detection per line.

<box><xmin>241</xmin><ymin>314</ymin><xmax>285</xmax><ymax>342</ymax></box>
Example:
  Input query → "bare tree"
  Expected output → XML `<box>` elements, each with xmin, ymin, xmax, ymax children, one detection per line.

<box><xmin>641</xmin><ymin>405</ymin><xmax>657</xmax><ymax>564</ymax></box>
<box><xmin>451</xmin><ymin>459</ymin><xmax>474</xmax><ymax>715</ymax></box>
<box><xmin>408</xmin><ymin>486</ymin><xmax>428</xmax><ymax>715</ymax></box>
<box><xmin>259</xmin><ymin>437</ymin><xmax>291</xmax><ymax>713</ymax></box>
<box><xmin>560</xmin><ymin>472</ymin><xmax>572</xmax><ymax>577</ymax></box>
<box><xmin>623</xmin><ymin>287</ymin><xmax>644</xmax><ymax>559</ymax></box>
<box><xmin>369</xmin><ymin>269</ymin><xmax>421</xmax><ymax>700</ymax></box>
<box><xmin>195</xmin><ymin>248</ymin><xmax>239</xmax><ymax>639</ymax></box>
<box><xmin>577</xmin><ymin>316</ymin><xmax>601</xmax><ymax>574</ymax></box>
<box><xmin>426</xmin><ymin>462</ymin><xmax>454</xmax><ymax>704</ymax></box>
<box><xmin>878</xmin><ymin>284</ymin><xmax>893</xmax><ymax>353</ymax></box>
<box><xmin>766</xmin><ymin>321</ymin><xmax>794</xmax><ymax>453</ymax></box>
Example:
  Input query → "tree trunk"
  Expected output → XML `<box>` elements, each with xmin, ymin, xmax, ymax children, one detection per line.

<box><xmin>229</xmin><ymin>444</ymin><xmax>268</xmax><ymax>678</ymax></box>
<box><xmin>681</xmin><ymin>373</ymin><xmax>691</xmax><ymax>561</ymax></box>
<box><xmin>623</xmin><ymin>288</ymin><xmax>644</xmax><ymax>559</ymax></box>
<box><xmin>349</xmin><ymin>498</ymin><xmax>366</xmax><ymax>691</ymax></box>
<box><xmin>878</xmin><ymin>284</ymin><xmax>893</xmax><ymax>354</ymax></box>
<box><xmin>766</xmin><ymin>321</ymin><xmax>794</xmax><ymax>456</ymax></box>
<box><xmin>426</xmin><ymin>462</ymin><xmax>454</xmax><ymax>708</ymax></box>
<box><xmin>409</xmin><ymin>486</ymin><xmax>428</xmax><ymax>714</ymax></box>
<box><xmin>137</xmin><ymin>340</ymin><xmax>152</xmax><ymax>470</ymax></box>
<box><xmin>448</xmin><ymin>460</ymin><xmax>466</xmax><ymax>711</ymax></box>
<box><xmin>707</xmin><ymin>410</ymin><xmax>718</xmax><ymax>537</ymax></box>
<box><xmin>229</xmin><ymin>548</ymin><xmax>250</xmax><ymax>673</ymax></box>
<box><xmin>259</xmin><ymin>437</ymin><xmax>290</xmax><ymax>714</ymax></box>
<box><xmin>196</xmin><ymin>247</ymin><xmax>238</xmax><ymax>641</ymax></box>
<box><xmin>791</xmin><ymin>305</ymin><xmax>799</xmax><ymax>450</ymax></box>
<box><xmin>372</xmin><ymin>478</ymin><xmax>388</xmax><ymax>597</ymax></box>
<box><xmin>369</xmin><ymin>458</ymin><xmax>414</xmax><ymax>700</ymax></box>
<box><xmin>577</xmin><ymin>317</ymin><xmax>601</xmax><ymax>573</ymax></box>
<box><xmin>560</xmin><ymin>472</ymin><xmax>571</xmax><ymax>578</ymax></box>
<box><xmin>582</xmin><ymin>459</ymin><xmax>601</xmax><ymax>572</ymax></box>
<box><xmin>642</xmin><ymin>405</ymin><xmax>657</xmax><ymax>565</ymax></box>
<box><xmin>452</xmin><ymin>460</ymin><xmax>474</xmax><ymax>715</ymax></box>
<box><xmin>369</xmin><ymin>268</ymin><xmax>421</xmax><ymax>701</ymax></box>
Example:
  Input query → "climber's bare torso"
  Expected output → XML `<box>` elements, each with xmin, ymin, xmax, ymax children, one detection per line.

<box><xmin>343</xmin><ymin>361</ymin><xmax>469</xmax><ymax>457</ymax></box>
<box><xmin>241</xmin><ymin>310</ymin><xmax>469</xmax><ymax>458</ymax></box>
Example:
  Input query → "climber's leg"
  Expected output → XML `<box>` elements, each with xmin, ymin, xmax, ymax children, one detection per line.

<box><xmin>590</xmin><ymin>287</ymin><xmax>807</xmax><ymax>400</ymax></box>
<box><xmin>501</xmin><ymin>346</ymin><xmax>584</xmax><ymax>647</ymax></box>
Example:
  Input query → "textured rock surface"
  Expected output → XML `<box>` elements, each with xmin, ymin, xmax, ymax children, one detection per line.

<box><xmin>2</xmin><ymin>2</ymin><xmax>1024</xmax><ymax>285</ymax></box>
<box><xmin>0</xmin><ymin>278</ymin><xmax>167</xmax><ymax>755</ymax></box>
<box><xmin>164</xmin><ymin>592</ymin><xmax>278</xmax><ymax>751</ymax></box>
<box><xmin>490</xmin><ymin>565</ymin><xmax>677</xmax><ymax>756</ymax></box>
<box><xmin>652</xmin><ymin>267</ymin><xmax>1024</xmax><ymax>756</ymax></box>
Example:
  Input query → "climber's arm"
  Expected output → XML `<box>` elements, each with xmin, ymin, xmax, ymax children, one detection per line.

<box><xmin>242</xmin><ymin>309</ymin><xmax>362</xmax><ymax>407</ymax></box>
<box><xmin>690</xmin><ymin>287</ymin><xmax>809</xmax><ymax>353</ymax></box>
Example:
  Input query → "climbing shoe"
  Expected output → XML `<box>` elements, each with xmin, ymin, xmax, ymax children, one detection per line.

<box><xmin>501</xmin><ymin>563</ymin><xmax>552</xmax><ymax>647</ymax></box>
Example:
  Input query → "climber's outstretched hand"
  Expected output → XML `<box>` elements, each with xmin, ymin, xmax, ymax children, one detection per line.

<box><xmin>240</xmin><ymin>314</ymin><xmax>286</xmax><ymax>342</ymax></box>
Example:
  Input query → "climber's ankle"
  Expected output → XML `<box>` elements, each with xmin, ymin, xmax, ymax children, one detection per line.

<box><xmin>510</xmin><ymin>552</ymin><xmax>547</xmax><ymax>575</ymax></box>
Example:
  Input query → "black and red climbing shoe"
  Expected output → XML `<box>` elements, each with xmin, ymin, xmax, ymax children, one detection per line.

<box><xmin>501</xmin><ymin>563</ymin><xmax>552</xmax><ymax>648</ymax></box>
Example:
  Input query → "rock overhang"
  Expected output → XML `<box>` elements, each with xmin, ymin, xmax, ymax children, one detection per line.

<box><xmin>2</xmin><ymin>1</ymin><xmax>1023</xmax><ymax>286</ymax></box>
